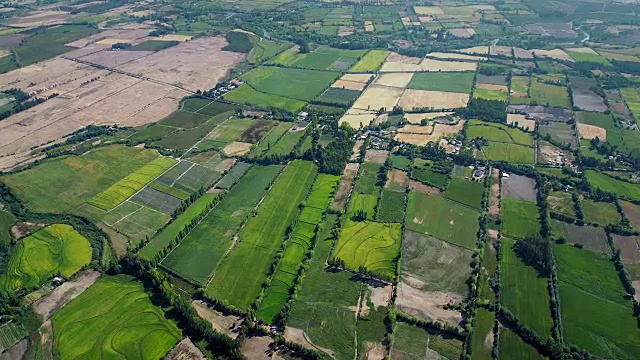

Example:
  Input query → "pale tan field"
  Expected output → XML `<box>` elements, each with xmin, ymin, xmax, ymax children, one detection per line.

<box><xmin>365</xmin><ymin>21</ymin><xmax>374</xmax><ymax>32</ymax></box>
<box><xmin>331</xmin><ymin>79</ymin><xmax>367</xmax><ymax>91</ymax></box>
<box><xmin>418</xmin><ymin>16</ymin><xmax>435</xmax><ymax>23</ymax></box>
<box><xmin>396</xmin><ymin>120</ymin><xmax>465</xmax><ymax>145</ymax></box>
<box><xmin>565</xmin><ymin>47</ymin><xmax>598</xmax><ymax>54</ymax></box>
<box><xmin>578</xmin><ymin>123</ymin><xmax>607</xmax><ymax>140</ymax></box>
<box><xmin>386</xmin><ymin>52</ymin><xmax>422</xmax><ymax>64</ymax></box>
<box><xmin>398</xmin><ymin>90</ymin><xmax>469</xmax><ymax>110</ymax></box>
<box><xmin>426</xmin><ymin>52</ymin><xmax>486</xmax><ymax>61</ymax></box>
<box><xmin>223</xmin><ymin>142</ymin><xmax>253</xmax><ymax>156</ymax></box>
<box><xmin>340</xmin><ymin>73</ymin><xmax>374</xmax><ymax>82</ymax></box>
<box><xmin>507</xmin><ymin>114</ymin><xmax>535</xmax><ymax>131</ymax></box>
<box><xmin>364</xmin><ymin>149</ymin><xmax>389</xmax><ymax>164</ymax></box>
<box><xmin>477</xmin><ymin>83</ymin><xmax>508</xmax><ymax>92</ymax></box>
<box><xmin>414</xmin><ymin>6</ymin><xmax>444</xmax><ymax>15</ymax></box>
<box><xmin>379</xmin><ymin>62</ymin><xmax>422</xmax><ymax>72</ymax></box>
<box><xmin>457</xmin><ymin>46</ymin><xmax>489</xmax><ymax>55</ymax></box>
<box><xmin>398</xmin><ymin>124</ymin><xmax>434</xmax><ymax>134</ymax></box>
<box><xmin>531</xmin><ymin>48</ymin><xmax>574</xmax><ymax>62</ymax></box>
<box><xmin>77</xmin><ymin>50</ymin><xmax>154</xmax><ymax>68</ymax></box>
<box><xmin>396</xmin><ymin>280</ymin><xmax>463</xmax><ymax>326</ymax></box>
<box><xmin>513</xmin><ymin>47</ymin><xmax>535</xmax><ymax>59</ymax></box>
<box><xmin>470</xmin><ymin>4</ymin><xmax>497</xmax><ymax>11</ymax></box>
<box><xmin>374</xmin><ymin>72</ymin><xmax>413</xmax><ymax>88</ymax></box>
<box><xmin>339</xmin><ymin>113</ymin><xmax>377</xmax><ymax>128</ymax></box>
<box><xmin>4</xmin><ymin>10</ymin><xmax>68</xmax><ymax>27</ymax></box>
<box><xmin>394</xmin><ymin>133</ymin><xmax>432</xmax><ymax>146</ymax></box>
<box><xmin>403</xmin><ymin>112</ymin><xmax>453</xmax><ymax>124</ymax></box>
<box><xmin>154</xmin><ymin>34</ymin><xmax>193</xmax><ymax>42</ymax></box>
<box><xmin>130</xmin><ymin>10</ymin><xmax>154</xmax><ymax>17</ymax></box>
<box><xmin>117</xmin><ymin>37</ymin><xmax>246</xmax><ymax>92</ymax></box>
<box><xmin>490</xmin><ymin>46</ymin><xmax>513</xmax><ymax>57</ymax></box>
<box><xmin>419</xmin><ymin>58</ymin><xmax>477</xmax><ymax>72</ymax></box>
<box><xmin>448</xmin><ymin>28</ymin><xmax>475</xmax><ymax>38</ymax></box>
<box><xmin>65</xmin><ymin>29</ymin><xmax>151</xmax><ymax>48</ymax></box>
<box><xmin>352</xmin><ymin>85</ymin><xmax>403</xmax><ymax>111</ymax></box>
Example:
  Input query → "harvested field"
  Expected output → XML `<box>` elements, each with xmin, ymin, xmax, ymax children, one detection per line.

<box><xmin>386</xmin><ymin>170</ymin><xmax>409</xmax><ymax>192</ymax></box>
<box><xmin>409</xmin><ymin>180</ymin><xmax>443</xmax><ymax>195</ymax></box>
<box><xmin>577</xmin><ymin>123</ymin><xmax>606</xmax><ymax>140</ymax></box>
<box><xmin>241</xmin><ymin>336</ymin><xmax>272</xmax><ymax>360</ymax></box>
<box><xmin>476</xmin><ymin>83</ymin><xmax>508</xmax><ymax>92</ymax></box>
<box><xmin>364</xmin><ymin>149</ymin><xmax>389</xmax><ymax>164</ymax></box>
<box><xmin>396</xmin><ymin>280</ymin><xmax>463</xmax><ymax>326</ymax></box>
<box><xmin>419</xmin><ymin>58</ymin><xmax>477</xmax><ymax>72</ymax></box>
<box><xmin>394</xmin><ymin>133</ymin><xmax>431</xmax><ymax>146</ymax></box>
<box><xmin>507</xmin><ymin>114</ymin><xmax>535</xmax><ymax>131</ymax></box>
<box><xmin>77</xmin><ymin>50</ymin><xmax>154</xmax><ymax>68</ymax></box>
<box><xmin>192</xmin><ymin>300</ymin><xmax>242</xmax><ymax>339</ymax></box>
<box><xmin>331</xmin><ymin>79</ymin><xmax>366</xmax><ymax>91</ymax></box>
<box><xmin>65</xmin><ymin>29</ymin><xmax>151</xmax><ymax>48</ymax></box>
<box><xmin>621</xmin><ymin>201</ymin><xmax>640</xmax><ymax>230</ymax></box>
<box><xmin>352</xmin><ymin>85</ymin><xmax>403</xmax><ymax>111</ymax></box>
<box><xmin>502</xmin><ymin>174</ymin><xmax>536</xmax><ymax>201</ymax></box>
<box><xmin>414</xmin><ymin>6</ymin><xmax>444</xmax><ymax>15</ymax></box>
<box><xmin>457</xmin><ymin>46</ymin><xmax>489</xmax><ymax>55</ymax></box>
<box><xmin>155</xmin><ymin>34</ymin><xmax>193</xmax><ymax>42</ymax></box>
<box><xmin>165</xmin><ymin>338</ymin><xmax>206</xmax><ymax>360</ymax></box>
<box><xmin>223</xmin><ymin>142</ymin><xmax>253</xmax><ymax>156</ymax></box>
<box><xmin>374</xmin><ymin>73</ymin><xmax>413</xmax><ymax>88</ymax></box>
<box><xmin>398</xmin><ymin>90</ymin><xmax>469</xmax><ymax>111</ymax></box>
<box><xmin>379</xmin><ymin>62</ymin><xmax>422</xmax><ymax>73</ymax></box>
<box><xmin>404</xmin><ymin>112</ymin><xmax>453</xmax><ymax>124</ymax></box>
<box><xmin>386</xmin><ymin>53</ymin><xmax>422</xmax><ymax>64</ymax></box>
<box><xmin>449</xmin><ymin>28</ymin><xmax>475</xmax><ymax>38</ymax></box>
<box><xmin>398</xmin><ymin>124</ymin><xmax>434</xmax><ymax>134</ymax></box>
<box><xmin>531</xmin><ymin>49</ymin><xmax>573</xmax><ymax>62</ymax></box>
<box><xmin>339</xmin><ymin>112</ymin><xmax>376</xmax><ymax>129</ymax></box>
<box><xmin>340</xmin><ymin>73</ymin><xmax>373</xmax><ymax>82</ymax></box>
<box><xmin>426</xmin><ymin>52</ymin><xmax>485</xmax><ymax>61</ymax></box>
<box><xmin>613</xmin><ymin>235</ymin><xmax>640</xmax><ymax>264</ymax></box>
<box><xmin>397</xmin><ymin>120</ymin><xmax>465</xmax><ymax>145</ymax></box>
<box><xmin>4</xmin><ymin>10</ymin><xmax>69</xmax><ymax>27</ymax></box>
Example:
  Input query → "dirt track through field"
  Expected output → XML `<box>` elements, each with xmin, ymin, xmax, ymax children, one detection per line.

<box><xmin>33</xmin><ymin>271</ymin><xmax>100</xmax><ymax>319</ymax></box>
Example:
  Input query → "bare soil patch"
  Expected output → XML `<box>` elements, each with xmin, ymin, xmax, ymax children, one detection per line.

<box><xmin>11</xmin><ymin>222</ymin><xmax>44</xmax><ymax>239</ymax></box>
<box><xmin>386</xmin><ymin>169</ymin><xmax>408</xmax><ymax>189</ymax></box>
<box><xmin>33</xmin><ymin>271</ymin><xmax>100</xmax><ymax>319</ymax></box>
<box><xmin>448</xmin><ymin>28</ymin><xmax>475</xmax><ymax>38</ymax></box>
<box><xmin>223</xmin><ymin>142</ymin><xmax>253</xmax><ymax>156</ymax></box>
<box><xmin>398</xmin><ymin>90</ymin><xmax>469</xmax><ymax>111</ymax></box>
<box><xmin>192</xmin><ymin>300</ymin><xmax>242</xmax><ymax>339</ymax></box>
<box><xmin>577</xmin><ymin>123</ymin><xmax>606</xmax><ymax>140</ymax></box>
<box><xmin>165</xmin><ymin>338</ymin><xmax>206</xmax><ymax>360</ymax></box>
<box><xmin>396</xmin><ymin>280</ymin><xmax>463</xmax><ymax>327</ymax></box>
<box><xmin>241</xmin><ymin>336</ymin><xmax>273</xmax><ymax>360</ymax></box>
<box><xmin>368</xmin><ymin>284</ymin><xmax>393</xmax><ymax>309</ymax></box>
<box><xmin>489</xmin><ymin>168</ymin><xmax>501</xmax><ymax>219</ymax></box>
<box><xmin>404</xmin><ymin>112</ymin><xmax>453</xmax><ymax>124</ymax></box>
<box><xmin>363</xmin><ymin>342</ymin><xmax>385</xmax><ymax>360</ymax></box>
<box><xmin>374</xmin><ymin>73</ymin><xmax>413</xmax><ymax>88</ymax></box>
<box><xmin>0</xmin><ymin>339</ymin><xmax>27</xmax><ymax>360</ymax></box>
<box><xmin>501</xmin><ymin>174</ymin><xmax>536</xmax><ymax>201</ymax></box>
<box><xmin>398</xmin><ymin>124</ymin><xmax>434</xmax><ymax>134</ymax></box>
<box><xmin>215</xmin><ymin>158</ymin><xmax>237</xmax><ymax>172</ymax></box>
<box><xmin>333</xmin><ymin>163</ymin><xmax>359</xmax><ymax>209</ymax></box>
<box><xmin>331</xmin><ymin>79</ymin><xmax>366</xmax><ymax>91</ymax></box>
<box><xmin>155</xmin><ymin>34</ymin><xmax>193</xmax><ymax>42</ymax></box>
<box><xmin>538</xmin><ymin>141</ymin><xmax>570</xmax><ymax>166</ymax></box>
<box><xmin>364</xmin><ymin>149</ymin><xmax>389</xmax><ymax>164</ymax></box>
<box><xmin>78</xmin><ymin>50</ymin><xmax>153</xmax><ymax>68</ymax></box>
<box><xmin>476</xmin><ymin>83</ymin><xmax>508</xmax><ymax>92</ymax></box>
<box><xmin>394</xmin><ymin>133</ymin><xmax>430</xmax><ymax>146</ymax></box>
<box><xmin>612</xmin><ymin>235</ymin><xmax>640</xmax><ymax>264</ymax></box>
<box><xmin>621</xmin><ymin>201</ymin><xmax>640</xmax><ymax>230</ymax></box>
<box><xmin>409</xmin><ymin>180</ymin><xmax>443</xmax><ymax>195</ymax></box>
<box><xmin>507</xmin><ymin>114</ymin><xmax>535</xmax><ymax>131</ymax></box>
<box><xmin>490</xmin><ymin>46</ymin><xmax>513</xmax><ymax>57</ymax></box>
<box><xmin>284</xmin><ymin>327</ymin><xmax>335</xmax><ymax>357</ymax></box>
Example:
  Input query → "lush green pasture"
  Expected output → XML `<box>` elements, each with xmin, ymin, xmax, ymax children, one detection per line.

<box><xmin>208</xmin><ymin>161</ymin><xmax>317</xmax><ymax>309</ymax></box>
<box><xmin>501</xmin><ymin>198</ymin><xmax>540</xmax><ymax>239</ymax></box>
<box><xmin>407</xmin><ymin>72</ymin><xmax>474</xmax><ymax>93</ymax></box>
<box><xmin>240</xmin><ymin>66</ymin><xmax>340</xmax><ymax>101</ymax></box>
<box><xmin>270</xmin><ymin>46</ymin><xmax>366</xmax><ymax>70</ymax></box>
<box><xmin>444</xmin><ymin>178</ymin><xmax>484</xmax><ymax>210</ymax></box>
<box><xmin>498</xmin><ymin>328</ymin><xmax>544</xmax><ymax>360</ymax></box>
<box><xmin>52</xmin><ymin>275</ymin><xmax>180</xmax><ymax>360</ymax></box>
<box><xmin>402</xmin><ymin>231</ymin><xmax>472</xmax><ymax>296</ymax></box>
<box><xmin>621</xmin><ymin>87</ymin><xmax>640</xmax><ymax>123</ymax></box>
<box><xmin>406</xmin><ymin>192</ymin><xmax>479</xmax><ymax>249</ymax></box>
<box><xmin>530</xmin><ymin>79</ymin><xmax>571</xmax><ymax>108</ymax></box>
<box><xmin>348</xmin><ymin>162</ymin><xmax>383</xmax><ymax>219</ymax></box>
<box><xmin>567</xmin><ymin>50</ymin><xmax>611</xmax><ymax>65</ymax></box>
<box><xmin>0</xmin><ymin>224</ymin><xmax>91</xmax><ymax>292</ymax></box>
<box><xmin>250</xmin><ymin>122</ymin><xmax>292</xmax><ymax>156</ymax></box>
<box><xmin>389</xmin><ymin>154</ymin><xmax>410</xmax><ymax>170</ymax></box>
<box><xmin>289</xmin><ymin>215</ymin><xmax>361</xmax><ymax>360</ymax></box>
<box><xmin>467</xmin><ymin>120</ymin><xmax>534</xmax><ymax>146</ymax></box>
<box><xmin>159</xmin><ymin>110</ymin><xmax>211</xmax><ymax>129</ymax></box>
<box><xmin>473</xmin><ymin>88</ymin><xmax>509</xmax><ymax>101</ymax></box>
<box><xmin>224</xmin><ymin>84</ymin><xmax>306</xmax><ymax>113</ymax></box>
<box><xmin>554</xmin><ymin>243</ymin><xmax>640</xmax><ymax>359</ymax></box>
<box><xmin>265</xmin><ymin>130</ymin><xmax>306</xmax><ymax>156</ymax></box>
<box><xmin>547</xmin><ymin>191</ymin><xmax>575</xmax><ymax>218</ymax></box>
<box><xmin>348</xmin><ymin>49</ymin><xmax>389</xmax><ymax>72</ymax></box>
<box><xmin>315</xmin><ymin>87</ymin><xmax>360</xmax><ymax>106</ymax></box>
<box><xmin>162</xmin><ymin>165</ymin><xmax>282</xmax><ymax>283</ymax></box>
<box><xmin>2</xmin><ymin>146</ymin><xmax>159</xmax><ymax>214</ymax></box>
<box><xmin>501</xmin><ymin>238</ymin><xmax>553</xmax><ymax>338</ymax></box>
<box><xmin>138</xmin><ymin>194</ymin><xmax>218</xmax><ymax>260</ymax></box>
<box><xmin>582</xmin><ymin>199</ymin><xmax>621</xmax><ymax>226</ymax></box>
<box><xmin>411</xmin><ymin>166</ymin><xmax>449</xmax><ymax>189</ymax></box>
<box><xmin>348</xmin><ymin>193</ymin><xmax>378</xmax><ymax>220</ymax></box>
<box><xmin>586</xmin><ymin>170</ymin><xmax>640</xmax><ymax>201</ymax></box>
<box><xmin>470</xmin><ymin>308</ymin><xmax>494</xmax><ymax>360</ymax></box>
<box><xmin>257</xmin><ymin>174</ymin><xmax>339</xmax><ymax>323</ymax></box>
<box><xmin>392</xmin><ymin>322</ymin><xmax>463</xmax><ymax>360</ymax></box>
<box><xmin>376</xmin><ymin>189</ymin><xmax>405</xmax><ymax>223</ymax></box>
<box><xmin>334</xmin><ymin>221</ymin><xmax>401</xmax><ymax>280</ymax></box>
<box><xmin>88</xmin><ymin>157</ymin><xmax>177</xmax><ymax>210</ymax></box>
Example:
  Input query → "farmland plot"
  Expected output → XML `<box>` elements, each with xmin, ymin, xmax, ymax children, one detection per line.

<box><xmin>162</xmin><ymin>165</ymin><xmax>282</xmax><ymax>283</ymax></box>
<box><xmin>240</xmin><ymin>66</ymin><xmax>340</xmax><ymax>102</ymax></box>
<box><xmin>586</xmin><ymin>170</ymin><xmax>640</xmax><ymax>201</ymax></box>
<box><xmin>391</xmin><ymin>321</ymin><xmax>463</xmax><ymax>360</ymax></box>
<box><xmin>501</xmin><ymin>198</ymin><xmax>540</xmax><ymax>239</ymax></box>
<box><xmin>551</xmin><ymin>220</ymin><xmax>610</xmax><ymax>255</ymax></box>
<box><xmin>207</xmin><ymin>161</ymin><xmax>317</xmax><ymax>309</ymax></box>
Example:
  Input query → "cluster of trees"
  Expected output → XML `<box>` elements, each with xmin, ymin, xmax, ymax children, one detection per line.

<box><xmin>514</xmin><ymin>234</ymin><xmax>552</xmax><ymax>277</ymax></box>
<box><xmin>223</xmin><ymin>31</ymin><xmax>255</xmax><ymax>53</ymax></box>
<box><xmin>396</xmin><ymin>312</ymin><xmax>466</xmax><ymax>340</ymax></box>
<box><xmin>306</xmin><ymin>124</ymin><xmax>354</xmax><ymax>175</ymax></box>
<box><xmin>458</xmin><ymin>98</ymin><xmax>507</xmax><ymax>123</ymax></box>
<box><xmin>0</xmin><ymin>89</ymin><xmax>56</xmax><ymax>122</ymax></box>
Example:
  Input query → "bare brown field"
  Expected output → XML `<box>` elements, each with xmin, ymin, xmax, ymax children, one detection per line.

<box><xmin>531</xmin><ymin>49</ymin><xmax>574</xmax><ymax>62</ymax></box>
<box><xmin>490</xmin><ymin>46</ymin><xmax>513</xmax><ymax>57</ymax></box>
<box><xmin>374</xmin><ymin>73</ymin><xmax>413</xmax><ymax>88</ymax></box>
<box><xmin>352</xmin><ymin>85</ymin><xmax>403</xmax><ymax>111</ymax></box>
<box><xmin>3</xmin><ymin>10</ymin><xmax>68</xmax><ymax>27</ymax></box>
<box><xmin>395</xmin><ymin>133</ymin><xmax>431</xmax><ymax>146</ymax></box>
<box><xmin>613</xmin><ymin>235</ymin><xmax>640</xmax><ymax>264</ymax></box>
<box><xmin>396</xmin><ymin>280</ymin><xmax>463</xmax><ymax>327</ymax></box>
<box><xmin>513</xmin><ymin>47</ymin><xmax>535</xmax><ymax>59</ymax></box>
<box><xmin>386</xmin><ymin>169</ymin><xmax>408</xmax><ymax>189</ymax></box>
<box><xmin>77</xmin><ymin>50</ymin><xmax>154</xmax><ymax>68</ymax></box>
<box><xmin>398</xmin><ymin>124</ymin><xmax>434</xmax><ymax>134</ymax></box>
<box><xmin>333</xmin><ymin>163</ymin><xmax>359</xmax><ymax>209</ymax></box>
<box><xmin>419</xmin><ymin>58</ymin><xmax>477</xmax><ymax>72</ymax></box>
<box><xmin>507</xmin><ymin>114</ymin><xmax>535</xmax><ymax>131</ymax></box>
<box><xmin>398</xmin><ymin>90</ymin><xmax>469</xmax><ymax>110</ymax></box>
<box><xmin>364</xmin><ymin>149</ymin><xmax>389</xmax><ymax>164</ymax></box>
<box><xmin>117</xmin><ymin>37</ymin><xmax>246</xmax><ymax>92</ymax></box>
<box><xmin>33</xmin><ymin>271</ymin><xmax>100</xmax><ymax>319</ymax></box>
<box><xmin>241</xmin><ymin>336</ymin><xmax>272</xmax><ymax>360</ymax></box>
<box><xmin>340</xmin><ymin>73</ymin><xmax>373</xmax><ymax>82</ymax></box>
<box><xmin>404</xmin><ymin>112</ymin><xmax>453</xmax><ymax>124</ymax></box>
<box><xmin>192</xmin><ymin>300</ymin><xmax>242</xmax><ymax>339</ymax></box>
<box><xmin>396</xmin><ymin>120</ymin><xmax>465</xmax><ymax>145</ymax></box>
<box><xmin>386</xmin><ymin>52</ymin><xmax>422</xmax><ymax>64</ymax></box>
<box><xmin>409</xmin><ymin>180</ymin><xmax>443</xmax><ymax>195</ymax></box>
<box><xmin>621</xmin><ymin>201</ymin><xmax>640</xmax><ymax>230</ymax></box>
<box><xmin>477</xmin><ymin>83</ymin><xmax>508</xmax><ymax>92</ymax></box>
<box><xmin>577</xmin><ymin>123</ymin><xmax>607</xmax><ymax>140</ymax></box>
<box><xmin>379</xmin><ymin>62</ymin><xmax>422</xmax><ymax>73</ymax></box>
<box><xmin>165</xmin><ymin>338</ymin><xmax>206</xmax><ymax>360</ymax></box>
<box><xmin>223</xmin><ymin>142</ymin><xmax>253</xmax><ymax>156</ymax></box>
<box><xmin>331</xmin><ymin>79</ymin><xmax>366</xmax><ymax>91</ymax></box>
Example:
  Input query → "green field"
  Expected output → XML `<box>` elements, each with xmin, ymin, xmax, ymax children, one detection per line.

<box><xmin>52</xmin><ymin>275</ymin><xmax>181</xmax><ymax>360</ymax></box>
<box><xmin>392</xmin><ymin>322</ymin><xmax>463</xmax><ymax>360</ymax></box>
<box><xmin>547</xmin><ymin>191</ymin><xmax>575</xmax><ymax>218</ymax></box>
<box><xmin>2</xmin><ymin>146</ymin><xmax>160</xmax><ymax>214</ymax></box>
<box><xmin>0</xmin><ymin>210</ymin><xmax>16</xmax><ymax>248</ymax></box>
<box><xmin>582</xmin><ymin>199</ymin><xmax>621</xmax><ymax>226</ymax></box>
<box><xmin>444</xmin><ymin>178</ymin><xmax>484</xmax><ymax>210</ymax></box>
<box><xmin>480</xmin><ymin>142</ymin><xmax>535</xmax><ymax>164</ymax></box>
<box><xmin>333</xmin><ymin>220</ymin><xmax>402</xmax><ymax>280</ymax></box>
<box><xmin>138</xmin><ymin>194</ymin><xmax>218</xmax><ymax>260</ymax></box>
<box><xmin>159</xmin><ymin>110</ymin><xmax>213</xmax><ymax>129</ymax></box>
<box><xmin>249</xmin><ymin>122</ymin><xmax>292</xmax><ymax>156</ymax></box>
<box><xmin>256</xmin><ymin>174</ymin><xmax>340</xmax><ymax>323</ymax></box>
<box><xmin>265</xmin><ymin>129</ymin><xmax>306</xmax><ymax>156</ymax></box>
<box><xmin>247</xmin><ymin>38</ymin><xmax>291</xmax><ymax>64</ymax></box>
<box><xmin>0</xmin><ymin>322</ymin><xmax>26</xmax><ymax>352</ymax></box>
<box><xmin>289</xmin><ymin>215</ymin><xmax>361</xmax><ymax>360</ymax></box>
<box><xmin>530</xmin><ymin>79</ymin><xmax>571</xmax><ymax>108</ymax></box>
<box><xmin>554</xmin><ymin>244</ymin><xmax>640</xmax><ymax>359</ymax></box>
<box><xmin>407</xmin><ymin>72</ymin><xmax>474</xmax><ymax>93</ymax></box>
<box><xmin>406</xmin><ymin>192</ymin><xmax>479</xmax><ymax>250</ymax></box>
<box><xmin>501</xmin><ymin>198</ymin><xmax>540</xmax><ymax>239</ymax></box>
<box><xmin>0</xmin><ymin>224</ymin><xmax>91</xmax><ymax>292</ymax></box>
<box><xmin>566</xmin><ymin>50</ymin><xmax>612</xmax><ymax>65</ymax></box>
<box><xmin>348</xmin><ymin>49</ymin><xmax>389</xmax><ymax>72</ymax></box>
<box><xmin>207</xmin><ymin>161</ymin><xmax>317</xmax><ymax>309</ymax></box>
<box><xmin>411</xmin><ymin>165</ymin><xmax>449</xmax><ymax>190</ymax></box>
<box><xmin>102</xmin><ymin>202</ymin><xmax>170</xmax><ymax>249</ymax></box>
<box><xmin>498</xmin><ymin>328</ymin><xmax>544</xmax><ymax>360</ymax></box>
<box><xmin>621</xmin><ymin>87</ymin><xmax>640</xmax><ymax>123</ymax></box>
<box><xmin>402</xmin><ymin>231</ymin><xmax>472</xmax><ymax>296</ymax></box>
<box><xmin>348</xmin><ymin>162</ymin><xmax>383</xmax><ymax>220</ymax></box>
<box><xmin>389</xmin><ymin>154</ymin><xmax>411</xmax><ymax>170</ymax></box>
<box><xmin>224</xmin><ymin>84</ymin><xmax>306</xmax><ymax>113</ymax></box>
<box><xmin>128</xmin><ymin>39</ymin><xmax>178</xmax><ymax>51</ymax></box>
<box><xmin>269</xmin><ymin>46</ymin><xmax>366</xmax><ymax>70</ymax></box>
<box><xmin>88</xmin><ymin>157</ymin><xmax>177</xmax><ymax>210</ymax></box>
<box><xmin>376</xmin><ymin>189</ymin><xmax>405</xmax><ymax>223</ymax></box>
<box><xmin>586</xmin><ymin>170</ymin><xmax>640</xmax><ymax>201</ymax></box>
<box><xmin>473</xmin><ymin>88</ymin><xmax>509</xmax><ymax>101</ymax></box>
<box><xmin>240</xmin><ymin>66</ymin><xmax>339</xmax><ymax>101</ymax></box>
<box><xmin>315</xmin><ymin>87</ymin><xmax>360</xmax><ymax>106</ymax></box>
<box><xmin>470</xmin><ymin>308</ymin><xmax>494</xmax><ymax>360</ymax></box>
<box><xmin>162</xmin><ymin>165</ymin><xmax>282</xmax><ymax>283</ymax></box>
<box><xmin>466</xmin><ymin>120</ymin><xmax>534</xmax><ymax>146</ymax></box>
<box><xmin>501</xmin><ymin>238</ymin><xmax>553</xmax><ymax>338</ymax></box>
